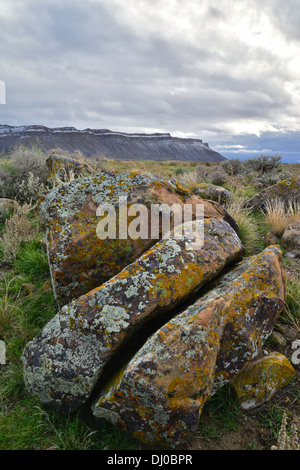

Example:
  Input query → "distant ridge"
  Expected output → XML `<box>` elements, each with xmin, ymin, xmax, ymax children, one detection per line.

<box><xmin>0</xmin><ymin>124</ymin><xmax>226</xmax><ymax>162</ymax></box>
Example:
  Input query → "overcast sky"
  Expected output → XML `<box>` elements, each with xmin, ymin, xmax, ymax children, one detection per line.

<box><xmin>1</xmin><ymin>0</ymin><xmax>300</xmax><ymax>162</ymax></box>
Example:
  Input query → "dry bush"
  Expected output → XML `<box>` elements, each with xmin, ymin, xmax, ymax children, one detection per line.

<box><xmin>17</xmin><ymin>172</ymin><xmax>46</xmax><ymax>203</ymax></box>
<box><xmin>209</xmin><ymin>167</ymin><xmax>227</xmax><ymax>186</ymax></box>
<box><xmin>1</xmin><ymin>202</ymin><xmax>38</xmax><ymax>263</ymax></box>
<box><xmin>272</xmin><ymin>413</ymin><xmax>300</xmax><ymax>450</ymax></box>
<box><xmin>195</xmin><ymin>164</ymin><xmax>208</xmax><ymax>181</ymax></box>
<box><xmin>10</xmin><ymin>146</ymin><xmax>48</xmax><ymax>180</ymax></box>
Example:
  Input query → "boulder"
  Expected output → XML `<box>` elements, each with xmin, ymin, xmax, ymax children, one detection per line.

<box><xmin>281</xmin><ymin>219</ymin><xmax>300</xmax><ymax>258</ymax></box>
<box><xmin>194</xmin><ymin>183</ymin><xmax>232</xmax><ymax>206</ymax></box>
<box><xmin>93</xmin><ymin>246</ymin><xmax>285</xmax><ymax>447</ymax></box>
<box><xmin>245</xmin><ymin>178</ymin><xmax>300</xmax><ymax>210</ymax></box>
<box><xmin>232</xmin><ymin>353</ymin><xmax>295</xmax><ymax>410</ymax></box>
<box><xmin>22</xmin><ymin>217</ymin><xmax>244</xmax><ymax>413</ymax></box>
<box><xmin>264</xmin><ymin>230</ymin><xmax>280</xmax><ymax>247</ymax></box>
<box><xmin>39</xmin><ymin>171</ymin><xmax>238</xmax><ymax>305</ymax></box>
<box><xmin>46</xmin><ymin>154</ymin><xmax>95</xmax><ymax>181</ymax></box>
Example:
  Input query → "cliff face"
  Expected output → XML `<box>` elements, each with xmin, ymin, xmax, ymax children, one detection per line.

<box><xmin>0</xmin><ymin>125</ymin><xmax>226</xmax><ymax>162</ymax></box>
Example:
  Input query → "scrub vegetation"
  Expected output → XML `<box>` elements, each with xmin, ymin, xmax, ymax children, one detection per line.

<box><xmin>0</xmin><ymin>148</ymin><xmax>299</xmax><ymax>450</ymax></box>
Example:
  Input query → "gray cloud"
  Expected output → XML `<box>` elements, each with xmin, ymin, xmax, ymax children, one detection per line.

<box><xmin>0</xmin><ymin>0</ymin><xmax>300</xmax><ymax>162</ymax></box>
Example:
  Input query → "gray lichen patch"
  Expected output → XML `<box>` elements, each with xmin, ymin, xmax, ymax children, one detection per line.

<box><xmin>97</xmin><ymin>305</ymin><xmax>130</xmax><ymax>334</ymax></box>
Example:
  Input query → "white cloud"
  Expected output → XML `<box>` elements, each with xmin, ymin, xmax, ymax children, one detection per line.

<box><xmin>0</xmin><ymin>0</ymin><xmax>300</xmax><ymax>161</ymax></box>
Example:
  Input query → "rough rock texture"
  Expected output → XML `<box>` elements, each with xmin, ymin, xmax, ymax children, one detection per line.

<box><xmin>22</xmin><ymin>217</ymin><xmax>244</xmax><ymax>414</ymax></box>
<box><xmin>281</xmin><ymin>219</ymin><xmax>300</xmax><ymax>258</ymax></box>
<box><xmin>39</xmin><ymin>171</ymin><xmax>238</xmax><ymax>305</ymax></box>
<box><xmin>46</xmin><ymin>154</ymin><xmax>95</xmax><ymax>182</ymax></box>
<box><xmin>232</xmin><ymin>353</ymin><xmax>295</xmax><ymax>410</ymax></box>
<box><xmin>93</xmin><ymin>246</ymin><xmax>285</xmax><ymax>447</ymax></box>
<box><xmin>194</xmin><ymin>183</ymin><xmax>232</xmax><ymax>206</ymax></box>
<box><xmin>245</xmin><ymin>178</ymin><xmax>300</xmax><ymax>210</ymax></box>
<box><xmin>264</xmin><ymin>230</ymin><xmax>280</xmax><ymax>247</ymax></box>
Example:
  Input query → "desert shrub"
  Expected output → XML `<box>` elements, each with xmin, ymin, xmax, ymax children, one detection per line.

<box><xmin>221</xmin><ymin>158</ymin><xmax>244</xmax><ymax>176</ymax></box>
<box><xmin>9</xmin><ymin>146</ymin><xmax>48</xmax><ymax>180</ymax></box>
<box><xmin>256</xmin><ymin>172</ymin><xmax>280</xmax><ymax>188</ymax></box>
<box><xmin>195</xmin><ymin>164</ymin><xmax>208</xmax><ymax>181</ymax></box>
<box><xmin>17</xmin><ymin>172</ymin><xmax>46</xmax><ymax>203</ymax></box>
<box><xmin>175</xmin><ymin>167</ymin><xmax>184</xmax><ymax>176</ymax></box>
<box><xmin>278</xmin><ymin>170</ymin><xmax>292</xmax><ymax>181</ymax></box>
<box><xmin>0</xmin><ymin>202</ymin><xmax>38</xmax><ymax>264</ymax></box>
<box><xmin>0</xmin><ymin>146</ymin><xmax>48</xmax><ymax>201</ymax></box>
<box><xmin>209</xmin><ymin>167</ymin><xmax>227</xmax><ymax>186</ymax></box>
<box><xmin>245</xmin><ymin>155</ymin><xmax>282</xmax><ymax>175</ymax></box>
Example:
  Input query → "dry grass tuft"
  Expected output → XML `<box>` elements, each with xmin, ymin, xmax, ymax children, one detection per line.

<box><xmin>225</xmin><ymin>199</ymin><xmax>260</xmax><ymax>255</ymax></box>
<box><xmin>264</xmin><ymin>199</ymin><xmax>291</xmax><ymax>237</ymax></box>
<box><xmin>179</xmin><ymin>170</ymin><xmax>199</xmax><ymax>191</ymax></box>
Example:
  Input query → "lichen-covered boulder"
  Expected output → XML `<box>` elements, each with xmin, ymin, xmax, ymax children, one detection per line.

<box><xmin>93</xmin><ymin>246</ymin><xmax>285</xmax><ymax>447</ymax></box>
<box><xmin>281</xmin><ymin>219</ymin><xmax>300</xmax><ymax>258</ymax></box>
<box><xmin>232</xmin><ymin>353</ymin><xmax>295</xmax><ymax>410</ymax></box>
<box><xmin>46</xmin><ymin>154</ymin><xmax>95</xmax><ymax>181</ymax></box>
<box><xmin>245</xmin><ymin>177</ymin><xmax>300</xmax><ymax>210</ymax></box>
<box><xmin>39</xmin><ymin>171</ymin><xmax>238</xmax><ymax>305</ymax></box>
<box><xmin>22</xmin><ymin>217</ymin><xmax>244</xmax><ymax>413</ymax></box>
<box><xmin>194</xmin><ymin>183</ymin><xmax>232</xmax><ymax>206</ymax></box>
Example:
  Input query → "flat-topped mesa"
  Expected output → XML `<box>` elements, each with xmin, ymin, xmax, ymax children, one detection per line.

<box><xmin>0</xmin><ymin>125</ymin><xmax>226</xmax><ymax>161</ymax></box>
<box><xmin>39</xmin><ymin>170</ymin><xmax>238</xmax><ymax>305</ymax></box>
<box><xmin>93</xmin><ymin>246</ymin><xmax>286</xmax><ymax>447</ymax></box>
<box><xmin>22</xmin><ymin>217</ymin><xmax>244</xmax><ymax>414</ymax></box>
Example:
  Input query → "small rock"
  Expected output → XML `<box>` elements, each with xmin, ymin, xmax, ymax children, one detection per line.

<box><xmin>22</xmin><ymin>283</ymin><xmax>36</xmax><ymax>295</ymax></box>
<box><xmin>194</xmin><ymin>183</ymin><xmax>232</xmax><ymax>206</ymax></box>
<box><xmin>271</xmin><ymin>331</ymin><xmax>287</xmax><ymax>347</ymax></box>
<box><xmin>46</xmin><ymin>154</ymin><xmax>95</xmax><ymax>181</ymax></box>
<box><xmin>275</xmin><ymin>323</ymin><xmax>299</xmax><ymax>341</ymax></box>
<box><xmin>264</xmin><ymin>230</ymin><xmax>279</xmax><ymax>247</ymax></box>
<box><xmin>245</xmin><ymin>177</ymin><xmax>300</xmax><ymax>210</ymax></box>
<box><xmin>281</xmin><ymin>219</ymin><xmax>300</xmax><ymax>258</ymax></box>
<box><xmin>232</xmin><ymin>352</ymin><xmax>295</xmax><ymax>410</ymax></box>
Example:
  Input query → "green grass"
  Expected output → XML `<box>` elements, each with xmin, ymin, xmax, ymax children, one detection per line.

<box><xmin>0</xmin><ymin>231</ymin><xmax>141</xmax><ymax>450</ymax></box>
<box><xmin>13</xmin><ymin>241</ymin><xmax>50</xmax><ymax>283</ymax></box>
<box><xmin>196</xmin><ymin>385</ymin><xmax>242</xmax><ymax>440</ymax></box>
<box><xmin>257</xmin><ymin>405</ymin><xmax>285</xmax><ymax>441</ymax></box>
<box><xmin>282</xmin><ymin>277</ymin><xmax>300</xmax><ymax>331</ymax></box>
